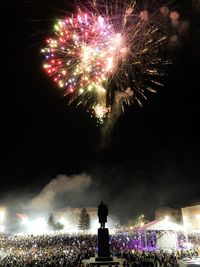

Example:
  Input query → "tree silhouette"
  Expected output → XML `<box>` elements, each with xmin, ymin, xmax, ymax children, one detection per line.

<box><xmin>48</xmin><ymin>213</ymin><xmax>55</xmax><ymax>229</ymax></box>
<box><xmin>48</xmin><ymin>213</ymin><xmax>64</xmax><ymax>231</ymax></box>
<box><xmin>79</xmin><ymin>208</ymin><xmax>91</xmax><ymax>232</ymax></box>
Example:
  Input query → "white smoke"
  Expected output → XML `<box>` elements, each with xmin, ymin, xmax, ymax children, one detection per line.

<box><xmin>27</xmin><ymin>173</ymin><xmax>92</xmax><ymax>210</ymax></box>
<box><xmin>99</xmin><ymin>88</ymin><xmax>134</xmax><ymax>149</ymax></box>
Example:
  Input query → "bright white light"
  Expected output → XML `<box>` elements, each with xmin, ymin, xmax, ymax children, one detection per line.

<box><xmin>57</xmin><ymin>217</ymin><xmax>79</xmax><ymax>234</ymax></box>
<box><xmin>113</xmin><ymin>33</ymin><xmax>122</xmax><ymax>48</ymax></box>
<box><xmin>93</xmin><ymin>104</ymin><xmax>108</xmax><ymax>121</ymax></box>
<box><xmin>184</xmin><ymin>221</ymin><xmax>191</xmax><ymax>229</ymax></box>
<box><xmin>21</xmin><ymin>217</ymin><xmax>29</xmax><ymax>225</ymax></box>
<box><xmin>59</xmin><ymin>217</ymin><xmax>68</xmax><ymax>226</ymax></box>
<box><xmin>0</xmin><ymin>225</ymin><xmax>5</xmax><ymax>232</ymax></box>
<box><xmin>27</xmin><ymin>218</ymin><xmax>48</xmax><ymax>234</ymax></box>
<box><xmin>106</xmin><ymin>57</ymin><xmax>113</xmax><ymax>71</ymax></box>
<box><xmin>113</xmin><ymin>33</ymin><xmax>128</xmax><ymax>56</ymax></box>
<box><xmin>81</xmin><ymin>45</ymin><xmax>95</xmax><ymax>64</ymax></box>
<box><xmin>165</xmin><ymin>215</ymin><xmax>169</xmax><ymax>221</ymax></box>
<box><xmin>90</xmin><ymin>218</ymin><xmax>99</xmax><ymax>234</ymax></box>
<box><xmin>59</xmin><ymin>218</ymin><xmax>66</xmax><ymax>225</ymax></box>
<box><xmin>98</xmin><ymin>16</ymin><xmax>105</xmax><ymax>27</ymax></box>
<box><xmin>0</xmin><ymin>210</ymin><xmax>5</xmax><ymax>223</ymax></box>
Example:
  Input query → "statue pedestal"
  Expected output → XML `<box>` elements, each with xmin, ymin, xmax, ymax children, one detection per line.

<box><xmin>96</xmin><ymin>228</ymin><xmax>113</xmax><ymax>261</ymax></box>
<box><xmin>82</xmin><ymin>257</ymin><xmax>127</xmax><ymax>267</ymax></box>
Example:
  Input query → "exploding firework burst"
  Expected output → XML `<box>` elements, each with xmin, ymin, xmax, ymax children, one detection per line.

<box><xmin>41</xmin><ymin>0</ymin><xmax>173</xmax><ymax>122</ymax></box>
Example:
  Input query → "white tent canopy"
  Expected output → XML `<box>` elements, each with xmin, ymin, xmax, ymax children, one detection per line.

<box><xmin>143</xmin><ymin>219</ymin><xmax>184</xmax><ymax>231</ymax></box>
<box><xmin>141</xmin><ymin>219</ymin><xmax>186</xmax><ymax>250</ymax></box>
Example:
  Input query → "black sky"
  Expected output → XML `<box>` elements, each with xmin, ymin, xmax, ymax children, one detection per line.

<box><xmin>1</xmin><ymin>0</ymin><xmax>200</xmax><ymax>221</ymax></box>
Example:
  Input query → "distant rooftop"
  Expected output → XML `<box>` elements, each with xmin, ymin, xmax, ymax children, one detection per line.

<box><xmin>182</xmin><ymin>203</ymin><xmax>200</xmax><ymax>209</ymax></box>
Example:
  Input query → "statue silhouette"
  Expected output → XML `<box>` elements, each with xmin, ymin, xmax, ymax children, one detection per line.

<box><xmin>98</xmin><ymin>201</ymin><xmax>108</xmax><ymax>228</ymax></box>
<box><xmin>96</xmin><ymin>201</ymin><xmax>112</xmax><ymax>260</ymax></box>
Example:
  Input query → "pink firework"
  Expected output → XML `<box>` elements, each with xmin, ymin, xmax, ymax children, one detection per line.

<box><xmin>41</xmin><ymin>1</ymin><xmax>181</xmax><ymax>122</ymax></box>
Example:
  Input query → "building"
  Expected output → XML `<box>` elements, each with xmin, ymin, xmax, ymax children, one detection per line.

<box><xmin>155</xmin><ymin>207</ymin><xmax>182</xmax><ymax>224</ymax></box>
<box><xmin>181</xmin><ymin>204</ymin><xmax>200</xmax><ymax>231</ymax></box>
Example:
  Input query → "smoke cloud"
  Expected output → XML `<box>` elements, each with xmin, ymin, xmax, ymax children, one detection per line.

<box><xmin>2</xmin><ymin>154</ymin><xmax>199</xmax><ymax>226</ymax></box>
<box><xmin>27</xmin><ymin>173</ymin><xmax>92</xmax><ymax>211</ymax></box>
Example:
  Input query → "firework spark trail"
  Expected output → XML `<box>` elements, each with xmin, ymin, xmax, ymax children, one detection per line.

<box><xmin>41</xmin><ymin>0</ymin><xmax>185</xmax><ymax>123</ymax></box>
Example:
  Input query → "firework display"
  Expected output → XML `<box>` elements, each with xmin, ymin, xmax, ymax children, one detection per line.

<box><xmin>41</xmin><ymin>1</ymin><xmax>175</xmax><ymax>122</ymax></box>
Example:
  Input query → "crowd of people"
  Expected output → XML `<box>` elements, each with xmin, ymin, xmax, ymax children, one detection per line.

<box><xmin>0</xmin><ymin>233</ymin><xmax>199</xmax><ymax>267</ymax></box>
<box><xmin>0</xmin><ymin>234</ymin><xmax>96</xmax><ymax>267</ymax></box>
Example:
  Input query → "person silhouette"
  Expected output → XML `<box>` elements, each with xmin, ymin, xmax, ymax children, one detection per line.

<box><xmin>98</xmin><ymin>201</ymin><xmax>108</xmax><ymax>228</ymax></box>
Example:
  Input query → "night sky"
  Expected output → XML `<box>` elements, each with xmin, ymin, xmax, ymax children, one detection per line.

<box><xmin>1</xmin><ymin>0</ymin><xmax>200</xmax><ymax>222</ymax></box>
